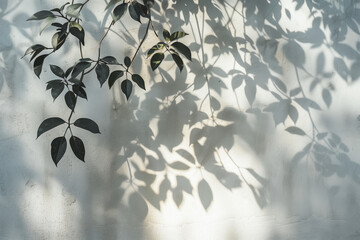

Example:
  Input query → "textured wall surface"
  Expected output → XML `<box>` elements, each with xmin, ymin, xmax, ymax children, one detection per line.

<box><xmin>1</xmin><ymin>0</ymin><xmax>360</xmax><ymax>239</ymax></box>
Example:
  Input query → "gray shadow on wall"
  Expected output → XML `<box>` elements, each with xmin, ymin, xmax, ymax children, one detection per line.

<box><xmin>0</xmin><ymin>0</ymin><xmax>41</xmax><ymax>239</ymax></box>
<box><xmin>103</xmin><ymin>0</ymin><xmax>360</xmax><ymax>236</ymax></box>
<box><xmin>17</xmin><ymin>0</ymin><xmax>360</xmax><ymax>239</ymax></box>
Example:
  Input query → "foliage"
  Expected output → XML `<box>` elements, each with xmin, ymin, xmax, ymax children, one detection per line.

<box><xmin>23</xmin><ymin>0</ymin><xmax>360</xmax><ymax>212</ymax></box>
<box><xmin>24</xmin><ymin>0</ymin><xmax>192</xmax><ymax>165</ymax></box>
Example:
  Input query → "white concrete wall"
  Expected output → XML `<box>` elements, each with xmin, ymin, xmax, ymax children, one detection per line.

<box><xmin>1</xmin><ymin>0</ymin><xmax>360</xmax><ymax>239</ymax></box>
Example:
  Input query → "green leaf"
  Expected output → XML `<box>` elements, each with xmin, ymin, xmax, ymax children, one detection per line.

<box><xmin>150</xmin><ymin>52</ymin><xmax>164</xmax><ymax>70</ymax></box>
<box><xmin>69</xmin><ymin>22</ymin><xmax>85</xmax><ymax>45</ymax></box>
<box><xmin>70</xmin><ymin>136</ymin><xmax>85</xmax><ymax>161</ymax></box>
<box><xmin>71</xmin><ymin>61</ymin><xmax>91</xmax><ymax>78</ymax></box>
<box><xmin>27</xmin><ymin>10</ymin><xmax>55</xmax><ymax>21</ymax></box>
<box><xmin>51</xmin><ymin>32</ymin><xmax>66</xmax><ymax>50</ymax></box>
<box><xmin>65</xmin><ymin>91</ymin><xmax>76</xmax><ymax>110</ymax></box>
<box><xmin>72</xmin><ymin>85</ymin><xmax>87</xmax><ymax>99</ymax></box>
<box><xmin>65</xmin><ymin>3</ymin><xmax>82</xmax><ymax>18</ymax></box>
<box><xmin>285</xmin><ymin>126</ymin><xmax>306</xmax><ymax>136</ymax></box>
<box><xmin>51</xmin><ymin>32</ymin><xmax>59</xmax><ymax>49</ymax></box>
<box><xmin>147</xmin><ymin>42</ymin><xmax>165</xmax><ymax>58</ymax></box>
<box><xmin>170</xmin><ymin>31</ymin><xmax>188</xmax><ymax>41</ymax></box>
<box><xmin>37</xmin><ymin>117</ymin><xmax>66</xmax><ymax>138</ymax></box>
<box><xmin>163</xmin><ymin>30</ymin><xmax>171</xmax><ymax>42</ymax></box>
<box><xmin>60</xmin><ymin>2</ymin><xmax>70</xmax><ymax>12</ymax></box>
<box><xmin>129</xmin><ymin>3</ymin><xmax>141</xmax><ymax>23</ymax></box>
<box><xmin>51</xmin><ymin>137</ymin><xmax>67</xmax><ymax>166</ymax></box>
<box><xmin>101</xmin><ymin>56</ymin><xmax>119</xmax><ymax>65</ymax></box>
<box><xmin>108</xmin><ymin>70</ymin><xmax>124</xmax><ymax>89</ymax></box>
<box><xmin>124</xmin><ymin>56</ymin><xmax>131</xmax><ymax>67</ymax></box>
<box><xmin>95</xmin><ymin>63</ymin><xmax>110</xmax><ymax>87</ymax></box>
<box><xmin>50</xmin><ymin>64</ymin><xmax>64</xmax><ymax>77</ymax></box>
<box><xmin>39</xmin><ymin>16</ymin><xmax>56</xmax><ymax>35</ymax></box>
<box><xmin>33</xmin><ymin>54</ymin><xmax>49</xmax><ymax>78</ymax></box>
<box><xmin>73</xmin><ymin>118</ymin><xmax>101</xmax><ymax>134</ymax></box>
<box><xmin>112</xmin><ymin>3</ymin><xmax>128</xmax><ymax>23</ymax></box>
<box><xmin>23</xmin><ymin>44</ymin><xmax>45</xmax><ymax>58</ymax></box>
<box><xmin>171</xmin><ymin>53</ymin><xmax>184</xmax><ymax>71</ymax></box>
<box><xmin>132</xmin><ymin>74</ymin><xmax>145</xmax><ymax>90</ymax></box>
<box><xmin>121</xmin><ymin>79</ymin><xmax>133</xmax><ymax>100</ymax></box>
<box><xmin>171</xmin><ymin>42</ymin><xmax>191</xmax><ymax>61</ymax></box>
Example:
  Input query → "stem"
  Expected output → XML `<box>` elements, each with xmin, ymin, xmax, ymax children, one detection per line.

<box><xmin>98</xmin><ymin>22</ymin><xmax>114</xmax><ymax>60</ymax></box>
<box><xmin>130</xmin><ymin>19</ymin><xmax>151</xmax><ymax>64</ymax></box>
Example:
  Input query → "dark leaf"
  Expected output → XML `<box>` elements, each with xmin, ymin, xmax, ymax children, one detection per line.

<box><xmin>129</xmin><ymin>3</ymin><xmax>141</xmax><ymax>23</ymax></box>
<box><xmin>46</xmin><ymin>80</ymin><xmax>63</xmax><ymax>90</ymax></box>
<box><xmin>95</xmin><ymin>63</ymin><xmax>110</xmax><ymax>87</ymax></box>
<box><xmin>51</xmin><ymin>83</ymin><xmax>64</xmax><ymax>101</ymax></box>
<box><xmin>37</xmin><ymin>117</ymin><xmax>66</xmax><ymax>138</ymax></box>
<box><xmin>170</xmin><ymin>31</ymin><xmax>188</xmax><ymax>41</ymax></box>
<box><xmin>33</xmin><ymin>54</ymin><xmax>49</xmax><ymax>78</ymax></box>
<box><xmin>124</xmin><ymin>56</ymin><xmax>131</xmax><ymax>67</ymax></box>
<box><xmin>27</xmin><ymin>10</ymin><xmax>55</xmax><ymax>21</ymax></box>
<box><xmin>132</xmin><ymin>74</ymin><xmax>145</xmax><ymax>90</ymax></box>
<box><xmin>50</xmin><ymin>64</ymin><xmax>64</xmax><ymax>77</ymax></box>
<box><xmin>70</xmin><ymin>136</ymin><xmax>85</xmax><ymax>161</ymax></box>
<box><xmin>65</xmin><ymin>91</ymin><xmax>76</xmax><ymax>110</ymax></box>
<box><xmin>23</xmin><ymin>44</ymin><xmax>45</xmax><ymax>58</ymax></box>
<box><xmin>72</xmin><ymin>85</ymin><xmax>87</xmax><ymax>99</ymax></box>
<box><xmin>121</xmin><ymin>79</ymin><xmax>133</xmax><ymax>100</ymax></box>
<box><xmin>112</xmin><ymin>3</ymin><xmax>128</xmax><ymax>22</ymax></box>
<box><xmin>71</xmin><ymin>61</ymin><xmax>91</xmax><ymax>78</ymax></box>
<box><xmin>136</xmin><ymin>2</ymin><xmax>148</xmax><ymax>18</ymax></box>
<box><xmin>69</xmin><ymin>78</ymin><xmax>85</xmax><ymax>87</ymax></box>
<box><xmin>73</xmin><ymin>118</ymin><xmax>101</xmax><ymax>134</ymax></box>
<box><xmin>163</xmin><ymin>30</ymin><xmax>171</xmax><ymax>42</ymax></box>
<box><xmin>105</xmin><ymin>0</ymin><xmax>122</xmax><ymax>10</ymax></box>
<box><xmin>51</xmin><ymin>32</ymin><xmax>66</xmax><ymax>50</ymax></box>
<box><xmin>285</xmin><ymin>126</ymin><xmax>306</xmax><ymax>136</ymax></box>
<box><xmin>101</xmin><ymin>56</ymin><xmax>119</xmax><ymax>65</ymax></box>
<box><xmin>108</xmin><ymin>70</ymin><xmax>124</xmax><ymax>89</ymax></box>
<box><xmin>171</xmin><ymin>53</ymin><xmax>184</xmax><ymax>71</ymax></box>
<box><xmin>69</xmin><ymin>22</ymin><xmax>85</xmax><ymax>45</ymax></box>
<box><xmin>51</xmin><ymin>137</ymin><xmax>67</xmax><ymax>166</ymax></box>
<box><xmin>65</xmin><ymin>66</ymin><xmax>74</xmax><ymax>78</ymax></box>
<box><xmin>147</xmin><ymin>42</ymin><xmax>165</xmax><ymax>58</ymax></box>
<box><xmin>150</xmin><ymin>52</ymin><xmax>164</xmax><ymax>70</ymax></box>
<box><xmin>171</xmin><ymin>42</ymin><xmax>191</xmax><ymax>61</ymax></box>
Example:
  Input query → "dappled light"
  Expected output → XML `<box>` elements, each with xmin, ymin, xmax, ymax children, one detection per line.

<box><xmin>0</xmin><ymin>0</ymin><xmax>360</xmax><ymax>239</ymax></box>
